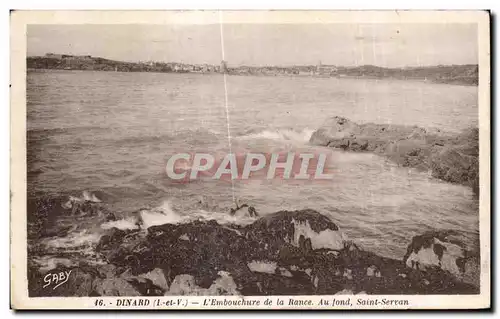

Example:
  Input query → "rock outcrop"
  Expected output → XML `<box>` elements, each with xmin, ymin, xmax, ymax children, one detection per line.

<box><xmin>309</xmin><ymin>116</ymin><xmax>479</xmax><ymax>195</ymax></box>
<box><xmin>28</xmin><ymin>209</ymin><xmax>479</xmax><ymax>297</ymax></box>
<box><xmin>403</xmin><ymin>230</ymin><xmax>480</xmax><ymax>286</ymax></box>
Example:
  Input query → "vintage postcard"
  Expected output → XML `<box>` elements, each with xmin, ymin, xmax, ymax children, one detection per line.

<box><xmin>10</xmin><ymin>10</ymin><xmax>490</xmax><ymax>310</ymax></box>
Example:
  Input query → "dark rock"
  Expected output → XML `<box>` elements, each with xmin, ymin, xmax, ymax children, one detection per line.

<box><xmin>95</xmin><ymin>227</ymin><xmax>128</xmax><ymax>252</ymax></box>
<box><xmin>124</xmin><ymin>277</ymin><xmax>165</xmax><ymax>296</ymax></box>
<box><xmin>310</xmin><ymin>117</ymin><xmax>479</xmax><ymax>195</ymax></box>
<box><xmin>29</xmin><ymin>209</ymin><xmax>479</xmax><ymax>296</ymax></box>
<box><xmin>136</xmin><ymin>268</ymin><xmax>170</xmax><ymax>291</ymax></box>
<box><xmin>403</xmin><ymin>230</ymin><xmax>480</xmax><ymax>287</ymax></box>
<box><xmin>105</xmin><ymin>212</ymin><xmax>117</xmax><ymax>222</ymax></box>
<box><xmin>92</xmin><ymin>277</ymin><xmax>141</xmax><ymax>296</ymax></box>
<box><xmin>430</xmin><ymin>146</ymin><xmax>479</xmax><ymax>192</ymax></box>
<box><xmin>244</xmin><ymin>209</ymin><xmax>344</xmax><ymax>262</ymax></box>
<box><xmin>165</xmin><ymin>271</ymin><xmax>240</xmax><ymax>296</ymax></box>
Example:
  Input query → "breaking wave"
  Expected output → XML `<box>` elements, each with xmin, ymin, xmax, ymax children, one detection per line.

<box><xmin>101</xmin><ymin>199</ymin><xmax>258</xmax><ymax>231</ymax></box>
<box><xmin>238</xmin><ymin>128</ymin><xmax>314</xmax><ymax>144</ymax></box>
<box><xmin>31</xmin><ymin>191</ymin><xmax>259</xmax><ymax>273</ymax></box>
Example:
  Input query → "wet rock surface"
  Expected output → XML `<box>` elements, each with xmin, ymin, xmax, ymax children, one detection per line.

<box><xmin>309</xmin><ymin>116</ymin><xmax>479</xmax><ymax>195</ymax></box>
<box><xmin>28</xmin><ymin>209</ymin><xmax>479</xmax><ymax>296</ymax></box>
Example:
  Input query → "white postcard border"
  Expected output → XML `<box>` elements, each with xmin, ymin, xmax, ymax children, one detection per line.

<box><xmin>10</xmin><ymin>10</ymin><xmax>491</xmax><ymax>310</ymax></box>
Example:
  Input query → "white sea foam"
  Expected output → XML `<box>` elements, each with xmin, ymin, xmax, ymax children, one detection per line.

<box><xmin>32</xmin><ymin>256</ymin><xmax>77</xmax><ymax>273</ymax></box>
<box><xmin>61</xmin><ymin>191</ymin><xmax>102</xmax><ymax>209</ymax></box>
<box><xmin>101</xmin><ymin>217</ymin><xmax>139</xmax><ymax>230</ymax></box>
<box><xmin>239</xmin><ymin>128</ymin><xmax>314</xmax><ymax>143</ymax></box>
<box><xmin>42</xmin><ymin>229</ymin><xmax>101</xmax><ymax>249</ymax></box>
<box><xmin>191</xmin><ymin>209</ymin><xmax>257</xmax><ymax>226</ymax></box>
<box><xmin>36</xmin><ymin>229</ymin><xmax>107</xmax><ymax>272</ymax></box>
<box><xmin>105</xmin><ymin>199</ymin><xmax>258</xmax><ymax>231</ymax></box>
<box><xmin>82</xmin><ymin>190</ymin><xmax>102</xmax><ymax>203</ymax></box>
<box><xmin>140</xmin><ymin>210</ymin><xmax>183</xmax><ymax>228</ymax></box>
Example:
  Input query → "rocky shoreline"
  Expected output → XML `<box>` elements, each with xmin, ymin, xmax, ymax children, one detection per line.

<box><xmin>310</xmin><ymin>116</ymin><xmax>479</xmax><ymax>195</ymax></box>
<box><xmin>28</xmin><ymin>198</ymin><xmax>479</xmax><ymax>297</ymax></box>
<box><xmin>26</xmin><ymin>117</ymin><xmax>481</xmax><ymax>297</ymax></box>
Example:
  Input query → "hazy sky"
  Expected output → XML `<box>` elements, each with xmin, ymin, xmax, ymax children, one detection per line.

<box><xmin>27</xmin><ymin>23</ymin><xmax>477</xmax><ymax>67</ymax></box>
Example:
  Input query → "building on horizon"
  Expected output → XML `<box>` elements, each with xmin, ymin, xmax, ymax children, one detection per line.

<box><xmin>45</xmin><ymin>53</ymin><xmax>63</xmax><ymax>59</ymax></box>
<box><xmin>316</xmin><ymin>61</ymin><xmax>338</xmax><ymax>76</ymax></box>
<box><xmin>220</xmin><ymin>60</ymin><xmax>228</xmax><ymax>73</ymax></box>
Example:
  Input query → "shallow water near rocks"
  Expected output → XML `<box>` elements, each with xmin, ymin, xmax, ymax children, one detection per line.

<box><xmin>27</xmin><ymin>70</ymin><xmax>479</xmax><ymax>264</ymax></box>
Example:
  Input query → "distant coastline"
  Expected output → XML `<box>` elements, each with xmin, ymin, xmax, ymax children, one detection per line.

<box><xmin>27</xmin><ymin>54</ymin><xmax>478</xmax><ymax>86</ymax></box>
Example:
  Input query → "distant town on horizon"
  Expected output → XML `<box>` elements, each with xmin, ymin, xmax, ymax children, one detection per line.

<box><xmin>27</xmin><ymin>53</ymin><xmax>479</xmax><ymax>86</ymax></box>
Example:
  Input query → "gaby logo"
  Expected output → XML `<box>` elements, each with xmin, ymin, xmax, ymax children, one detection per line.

<box><xmin>165</xmin><ymin>152</ymin><xmax>334</xmax><ymax>181</ymax></box>
<box><xmin>43</xmin><ymin>270</ymin><xmax>72</xmax><ymax>290</ymax></box>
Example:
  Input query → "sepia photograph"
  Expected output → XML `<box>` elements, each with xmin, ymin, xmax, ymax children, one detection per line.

<box><xmin>10</xmin><ymin>10</ymin><xmax>490</xmax><ymax>309</ymax></box>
